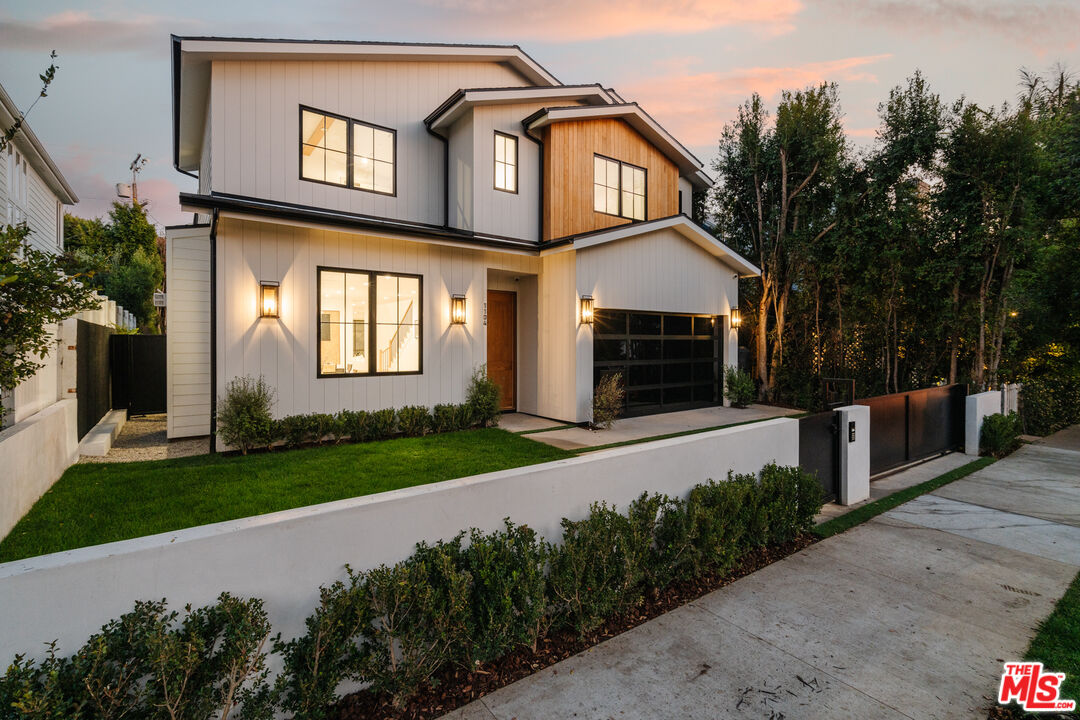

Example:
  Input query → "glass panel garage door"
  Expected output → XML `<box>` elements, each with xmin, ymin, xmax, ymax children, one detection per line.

<box><xmin>593</xmin><ymin>309</ymin><xmax>721</xmax><ymax>417</ymax></box>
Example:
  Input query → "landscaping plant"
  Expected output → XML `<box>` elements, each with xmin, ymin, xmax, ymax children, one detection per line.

<box><xmin>366</xmin><ymin>408</ymin><xmax>397</xmax><ymax>441</ymax></box>
<box><xmin>217</xmin><ymin>376</ymin><xmax>276</xmax><ymax>455</ymax></box>
<box><xmin>591</xmin><ymin>372</ymin><xmax>625</xmax><ymax>430</ymax></box>
<box><xmin>397</xmin><ymin>405</ymin><xmax>432</xmax><ymax>437</ymax></box>
<box><xmin>723</xmin><ymin>367</ymin><xmax>756</xmax><ymax>409</ymax></box>
<box><xmin>465</xmin><ymin>365</ymin><xmax>502</xmax><ymax>427</ymax></box>
<box><xmin>981</xmin><ymin>412</ymin><xmax>1023</xmax><ymax>458</ymax></box>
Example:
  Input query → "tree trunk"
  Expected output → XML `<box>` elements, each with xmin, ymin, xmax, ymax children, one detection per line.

<box><xmin>755</xmin><ymin>285</ymin><xmax>771</xmax><ymax>400</ymax></box>
<box><xmin>948</xmin><ymin>281</ymin><xmax>960</xmax><ymax>385</ymax></box>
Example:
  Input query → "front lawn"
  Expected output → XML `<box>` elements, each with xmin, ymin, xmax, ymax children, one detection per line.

<box><xmin>0</xmin><ymin>429</ymin><xmax>572</xmax><ymax>563</ymax></box>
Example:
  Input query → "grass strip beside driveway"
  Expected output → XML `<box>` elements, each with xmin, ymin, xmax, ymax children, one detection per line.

<box><xmin>812</xmin><ymin>456</ymin><xmax>995</xmax><ymax>539</ymax></box>
<box><xmin>1024</xmin><ymin>569</ymin><xmax>1080</xmax><ymax>704</ymax></box>
<box><xmin>0</xmin><ymin>429</ymin><xmax>572</xmax><ymax>563</ymax></box>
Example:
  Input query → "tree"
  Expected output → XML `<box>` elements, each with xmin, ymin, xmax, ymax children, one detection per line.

<box><xmin>713</xmin><ymin>84</ymin><xmax>847</xmax><ymax>399</ymax></box>
<box><xmin>0</xmin><ymin>224</ymin><xmax>97</xmax><ymax>423</ymax></box>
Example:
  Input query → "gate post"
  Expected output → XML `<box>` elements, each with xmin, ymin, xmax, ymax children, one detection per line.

<box><xmin>835</xmin><ymin>405</ymin><xmax>870</xmax><ymax>505</ymax></box>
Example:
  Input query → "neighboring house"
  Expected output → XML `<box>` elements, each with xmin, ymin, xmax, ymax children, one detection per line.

<box><xmin>166</xmin><ymin>37</ymin><xmax>760</xmax><ymax>443</ymax></box>
<box><xmin>0</xmin><ymin>80</ymin><xmax>79</xmax><ymax>424</ymax></box>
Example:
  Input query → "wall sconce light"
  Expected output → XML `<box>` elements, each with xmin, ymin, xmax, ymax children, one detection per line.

<box><xmin>580</xmin><ymin>294</ymin><xmax>594</xmax><ymax>324</ymax></box>
<box><xmin>731</xmin><ymin>308</ymin><xmax>742</xmax><ymax>329</ymax></box>
<box><xmin>451</xmin><ymin>294</ymin><xmax>467</xmax><ymax>325</ymax></box>
<box><xmin>259</xmin><ymin>281</ymin><xmax>280</xmax><ymax>319</ymax></box>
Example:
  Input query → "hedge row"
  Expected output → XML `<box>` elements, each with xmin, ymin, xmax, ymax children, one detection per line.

<box><xmin>0</xmin><ymin>464</ymin><xmax>823</xmax><ymax>719</ymax></box>
<box><xmin>218</xmin><ymin>367</ymin><xmax>502</xmax><ymax>454</ymax></box>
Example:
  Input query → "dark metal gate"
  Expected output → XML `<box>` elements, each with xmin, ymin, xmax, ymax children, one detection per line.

<box><xmin>76</xmin><ymin>320</ymin><xmax>113</xmax><ymax>439</ymax></box>
<box><xmin>110</xmin><ymin>334</ymin><xmax>167</xmax><ymax>416</ymax></box>
<box><xmin>857</xmin><ymin>384</ymin><xmax>966</xmax><ymax>476</ymax></box>
<box><xmin>798</xmin><ymin>411</ymin><xmax>839</xmax><ymax>502</ymax></box>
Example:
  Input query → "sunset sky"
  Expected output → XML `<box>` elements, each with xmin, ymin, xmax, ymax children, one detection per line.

<box><xmin>1</xmin><ymin>0</ymin><xmax>1078</xmax><ymax>228</ymax></box>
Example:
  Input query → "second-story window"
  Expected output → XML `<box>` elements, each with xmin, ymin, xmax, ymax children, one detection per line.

<box><xmin>494</xmin><ymin>132</ymin><xmax>517</xmax><ymax>193</ymax></box>
<box><xmin>593</xmin><ymin>154</ymin><xmax>646</xmax><ymax>221</ymax></box>
<box><xmin>300</xmin><ymin>107</ymin><xmax>396</xmax><ymax>195</ymax></box>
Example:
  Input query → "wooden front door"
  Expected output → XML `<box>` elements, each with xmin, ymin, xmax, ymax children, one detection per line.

<box><xmin>487</xmin><ymin>290</ymin><xmax>516</xmax><ymax>411</ymax></box>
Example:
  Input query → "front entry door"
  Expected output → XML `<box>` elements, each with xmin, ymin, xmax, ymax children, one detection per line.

<box><xmin>487</xmin><ymin>290</ymin><xmax>516</xmax><ymax>411</ymax></box>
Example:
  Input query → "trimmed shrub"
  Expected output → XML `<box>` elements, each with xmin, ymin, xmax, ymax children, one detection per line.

<box><xmin>547</xmin><ymin>502</ymin><xmax>643</xmax><ymax>636</ymax></box>
<box><xmin>367</xmin><ymin>408</ymin><xmax>397</xmax><ymax>441</ymax></box>
<box><xmin>687</xmin><ymin>477</ymin><xmax>751</xmax><ymax>574</ymax></box>
<box><xmin>338</xmin><ymin>410</ymin><xmax>369</xmax><ymax>444</ymax></box>
<box><xmin>329</xmin><ymin>412</ymin><xmax>351</xmax><ymax>444</ymax></box>
<box><xmin>981</xmin><ymin>412</ymin><xmax>1023</xmax><ymax>458</ymax></box>
<box><xmin>648</xmin><ymin>495</ymin><xmax>699</xmax><ymax>589</ymax></box>
<box><xmin>458</xmin><ymin>521</ymin><xmax>548</xmax><ymax>662</ymax></box>
<box><xmin>278</xmin><ymin>414</ymin><xmax>310</xmax><ymax>448</ymax></box>
<box><xmin>217</xmin><ymin>375</ymin><xmax>276</xmax><ymax>454</ymax></box>
<box><xmin>724</xmin><ymin>367</ymin><xmax>756</xmax><ymax>408</ymax></box>
<box><xmin>466</xmin><ymin>365</ymin><xmax>502</xmax><ymax>428</ymax></box>
<box><xmin>432</xmin><ymin>403</ymin><xmax>463</xmax><ymax>434</ymax></box>
<box><xmin>272</xmin><ymin>575</ymin><xmax>368</xmax><ymax>720</ymax></box>
<box><xmin>307</xmin><ymin>413</ymin><xmax>337</xmax><ymax>445</ymax></box>
<box><xmin>591</xmin><ymin>372</ymin><xmax>625</xmax><ymax>430</ymax></box>
<box><xmin>357</xmin><ymin>542</ymin><xmax>471</xmax><ymax>706</ymax></box>
<box><xmin>397</xmin><ymin>405</ymin><xmax>432</xmax><ymax>437</ymax></box>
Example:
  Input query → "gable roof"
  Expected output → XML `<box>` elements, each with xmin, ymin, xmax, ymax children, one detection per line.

<box><xmin>0</xmin><ymin>81</ymin><xmax>78</xmax><ymax>204</ymax></box>
<box><xmin>425</xmin><ymin>85</ymin><xmax>616</xmax><ymax>132</ymax></box>
<box><xmin>523</xmin><ymin>103</ymin><xmax>713</xmax><ymax>189</ymax></box>
<box><xmin>546</xmin><ymin>214</ymin><xmax>759</xmax><ymax>277</ymax></box>
<box><xmin>171</xmin><ymin>36</ymin><xmax>562</xmax><ymax>173</ymax></box>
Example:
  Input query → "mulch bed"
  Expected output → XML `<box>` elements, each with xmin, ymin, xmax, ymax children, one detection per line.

<box><xmin>332</xmin><ymin>534</ymin><xmax>817</xmax><ymax>720</ymax></box>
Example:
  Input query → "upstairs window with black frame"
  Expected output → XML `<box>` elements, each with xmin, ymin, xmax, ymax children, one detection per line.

<box><xmin>318</xmin><ymin>267</ymin><xmax>421</xmax><ymax>377</ymax></box>
<box><xmin>494</xmin><ymin>132</ymin><xmax>518</xmax><ymax>193</ymax></box>
<box><xmin>593</xmin><ymin>154</ymin><xmax>646</xmax><ymax>221</ymax></box>
<box><xmin>301</xmin><ymin>107</ymin><xmax>396</xmax><ymax>195</ymax></box>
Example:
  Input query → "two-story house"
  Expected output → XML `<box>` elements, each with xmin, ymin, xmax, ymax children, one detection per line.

<box><xmin>165</xmin><ymin>37</ymin><xmax>759</xmax><ymax>443</ymax></box>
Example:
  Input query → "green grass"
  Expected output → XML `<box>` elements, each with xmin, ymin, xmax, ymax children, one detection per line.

<box><xmin>0</xmin><ymin>429</ymin><xmax>572</xmax><ymax>563</ymax></box>
<box><xmin>812</xmin><ymin>456</ymin><xmax>995</xmax><ymax>539</ymax></box>
<box><xmin>1025</xmin><ymin>569</ymin><xmax>1080</xmax><ymax>704</ymax></box>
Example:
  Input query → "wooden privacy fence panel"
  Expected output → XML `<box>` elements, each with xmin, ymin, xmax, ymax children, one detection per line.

<box><xmin>857</xmin><ymin>384</ymin><xmax>966</xmax><ymax>476</ymax></box>
<box><xmin>76</xmin><ymin>320</ymin><xmax>113</xmax><ymax>439</ymax></box>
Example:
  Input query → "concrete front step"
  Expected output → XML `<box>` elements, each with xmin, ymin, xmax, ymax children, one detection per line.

<box><xmin>77</xmin><ymin>409</ymin><xmax>128</xmax><ymax>457</ymax></box>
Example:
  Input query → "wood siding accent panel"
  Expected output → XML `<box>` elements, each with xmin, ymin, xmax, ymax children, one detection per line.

<box><xmin>543</xmin><ymin>119</ymin><xmax>678</xmax><ymax>241</ymax></box>
<box><xmin>166</xmin><ymin>225</ymin><xmax>212</xmax><ymax>438</ymax></box>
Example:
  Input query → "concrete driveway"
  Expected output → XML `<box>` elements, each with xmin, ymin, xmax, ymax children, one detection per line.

<box><xmin>445</xmin><ymin>441</ymin><xmax>1080</xmax><ymax>720</ymax></box>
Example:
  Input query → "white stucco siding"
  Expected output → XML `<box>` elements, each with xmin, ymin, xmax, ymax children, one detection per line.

<box><xmin>208</xmin><ymin>60</ymin><xmax>532</xmax><ymax>227</ymax></box>
<box><xmin>166</xmin><ymin>225</ymin><xmax>212</xmax><ymax>439</ymax></box>
<box><xmin>215</xmin><ymin>218</ymin><xmax>539</xmax><ymax>419</ymax></box>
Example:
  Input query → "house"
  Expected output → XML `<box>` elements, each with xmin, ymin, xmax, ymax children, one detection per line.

<box><xmin>166</xmin><ymin>37</ymin><xmax>760</xmax><ymax>444</ymax></box>
<box><xmin>0</xmin><ymin>80</ymin><xmax>79</xmax><ymax>425</ymax></box>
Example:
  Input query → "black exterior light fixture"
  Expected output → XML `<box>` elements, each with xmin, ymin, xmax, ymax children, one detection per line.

<box><xmin>731</xmin><ymin>307</ymin><xmax>742</xmax><ymax>328</ymax></box>
<box><xmin>580</xmin><ymin>294</ymin><xmax>595</xmax><ymax>324</ymax></box>
<box><xmin>451</xmin><ymin>294</ymin><xmax>467</xmax><ymax>325</ymax></box>
<box><xmin>260</xmin><ymin>281</ymin><xmax>280</xmax><ymax>319</ymax></box>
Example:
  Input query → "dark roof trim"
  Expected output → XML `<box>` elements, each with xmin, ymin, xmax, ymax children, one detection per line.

<box><xmin>424</xmin><ymin>84</ymin><xmax>611</xmax><ymax>127</ymax></box>
<box><xmin>179</xmin><ymin>192</ymin><xmax>541</xmax><ymax>252</ymax></box>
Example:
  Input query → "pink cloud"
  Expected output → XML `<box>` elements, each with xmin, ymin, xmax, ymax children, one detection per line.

<box><xmin>0</xmin><ymin>11</ymin><xmax>203</xmax><ymax>54</ymax></box>
<box><xmin>619</xmin><ymin>54</ymin><xmax>892</xmax><ymax>147</ymax></box>
<box><xmin>417</xmin><ymin>0</ymin><xmax>803</xmax><ymax>40</ymax></box>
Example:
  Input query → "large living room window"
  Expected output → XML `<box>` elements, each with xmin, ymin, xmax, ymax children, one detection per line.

<box><xmin>301</xmin><ymin>107</ymin><xmax>396</xmax><ymax>195</ymax></box>
<box><xmin>593</xmin><ymin>154</ymin><xmax>646</xmax><ymax>221</ymax></box>
<box><xmin>318</xmin><ymin>267</ymin><xmax>421</xmax><ymax>376</ymax></box>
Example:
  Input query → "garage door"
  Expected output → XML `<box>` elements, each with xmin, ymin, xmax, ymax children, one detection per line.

<box><xmin>593</xmin><ymin>309</ymin><xmax>721</xmax><ymax>417</ymax></box>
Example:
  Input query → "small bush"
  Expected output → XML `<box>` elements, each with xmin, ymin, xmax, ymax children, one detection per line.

<box><xmin>277</xmin><ymin>414</ymin><xmax>309</xmax><ymax>448</ymax></box>
<box><xmin>397</xmin><ymin>405</ymin><xmax>432</xmax><ymax>437</ymax></box>
<box><xmin>338</xmin><ymin>410</ymin><xmax>369</xmax><ymax>443</ymax></box>
<box><xmin>981</xmin><ymin>412</ymin><xmax>1023</xmax><ymax>458</ymax></box>
<box><xmin>357</xmin><ymin>543</ymin><xmax>471</xmax><ymax>706</ymax></box>
<box><xmin>273</xmin><ymin>575</ymin><xmax>368</xmax><ymax>720</ymax></box>
<box><xmin>466</xmin><ymin>365</ymin><xmax>502</xmax><ymax>428</ymax></box>
<box><xmin>687</xmin><ymin>478</ymin><xmax>751</xmax><ymax>574</ymax></box>
<box><xmin>330</xmin><ymin>412</ymin><xmax>351</xmax><ymax>444</ymax></box>
<box><xmin>591</xmin><ymin>372</ymin><xmax>625</xmax><ymax>430</ymax></box>
<box><xmin>459</xmin><ymin>521</ymin><xmax>547</xmax><ymax>662</ymax></box>
<box><xmin>307</xmin><ymin>413</ymin><xmax>337</xmax><ymax>445</ymax></box>
<box><xmin>648</xmin><ymin>495</ymin><xmax>699</xmax><ymax>589</ymax></box>
<box><xmin>367</xmin><ymin>408</ymin><xmax>397</xmax><ymax>441</ymax></box>
<box><xmin>217</xmin><ymin>375</ymin><xmax>276</xmax><ymax>454</ymax></box>
<box><xmin>432</xmin><ymin>403</ymin><xmax>470</xmax><ymax>434</ymax></box>
<box><xmin>724</xmin><ymin>367</ymin><xmax>756</xmax><ymax>408</ymax></box>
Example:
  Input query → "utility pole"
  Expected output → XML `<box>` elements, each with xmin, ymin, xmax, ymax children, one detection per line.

<box><xmin>129</xmin><ymin>154</ymin><xmax>147</xmax><ymax>207</ymax></box>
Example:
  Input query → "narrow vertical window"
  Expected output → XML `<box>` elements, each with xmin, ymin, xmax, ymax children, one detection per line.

<box><xmin>494</xmin><ymin>132</ymin><xmax>517</xmax><ymax>193</ymax></box>
<box><xmin>593</xmin><ymin>155</ymin><xmax>620</xmax><ymax>215</ymax></box>
<box><xmin>301</xmin><ymin>110</ymin><xmax>348</xmax><ymax>186</ymax></box>
<box><xmin>353</xmin><ymin>122</ymin><xmax>395</xmax><ymax>195</ymax></box>
<box><xmin>621</xmin><ymin>164</ymin><xmax>646</xmax><ymax>221</ymax></box>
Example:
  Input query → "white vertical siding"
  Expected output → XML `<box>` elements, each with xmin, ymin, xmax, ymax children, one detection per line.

<box><xmin>1</xmin><ymin>145</ymin><xmax>61</xmax><ymax>254</ymax></box>
<box><xmin>448</xmin><ymin>112</ymin><xmax>473</xmax><ymax>230</ymax></box>
<box><xmin>208</xmin><ymin>60</ymin><xmax>530</xmax><ymax>226</ymax></box>
<box><xmin>213</xmin><ymin>218</ymin><xmax>539</xmax><ymax>420</ymax></box>
<box><xmin>468</xmin><ymin>103</ymin><xmax>545</xmax><ymax>241</ymax></box>
<box><xmin>166</xmin><ymin>225</ymin><xmax>212</xmax><ymax>439</ymax></box>
<box><xmin>678</xmin><ymin>176</ymin><xmax>693</xmax><ymax>215</ymax></box>
<box><xmin>536</xmin><ymin>249</ymin><xmax>579</xmax><ymax>421</ymax></box>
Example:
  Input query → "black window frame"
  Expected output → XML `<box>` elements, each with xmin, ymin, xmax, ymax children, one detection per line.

<box><xmin>494</xmin><ymin>130</ymin><xmax>519</xmax><ymax>194</ymax></box>
<box><xmin>593</xmin><ymin>153</ymin><xmax>647</xmax><ymax>221</ymax></box>
<box><xmin>316</xmin><ymin>265</ymin><xmax>423</xmax><ymax>379</ymax></box>
<box><xmin>299</xmin><ymin>105</ymin><xmax>397</xmax><ymax>197</ymax></box>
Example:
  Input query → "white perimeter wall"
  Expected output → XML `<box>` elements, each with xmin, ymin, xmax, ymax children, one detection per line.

<box><xmin>0</xmin><ymin>418</ymin><xmax>798</xmax><ymax>662</ymax></box>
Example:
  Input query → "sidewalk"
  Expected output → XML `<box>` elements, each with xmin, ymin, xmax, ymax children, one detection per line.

<box><xmin>445</xmin><ymin>442</ymin><xmax>1080</xmax><ymax>720</ymax></box>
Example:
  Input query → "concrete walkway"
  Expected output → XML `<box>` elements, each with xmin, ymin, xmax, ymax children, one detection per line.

<box><xmin>518</xmin><ymin>404</ymin><xmax>800</xmax><ymax>451</ymax></box>
<box><xmin>445</xmin><ymin>441</ymin><xmax>1080</xmax><ymax>720</ymax></box>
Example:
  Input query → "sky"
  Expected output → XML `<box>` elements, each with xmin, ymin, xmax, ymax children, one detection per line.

<box><xmin>1</xmin><ymin>0</ymin><xmax>1078</xmax><ymax>229</ymax></box>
